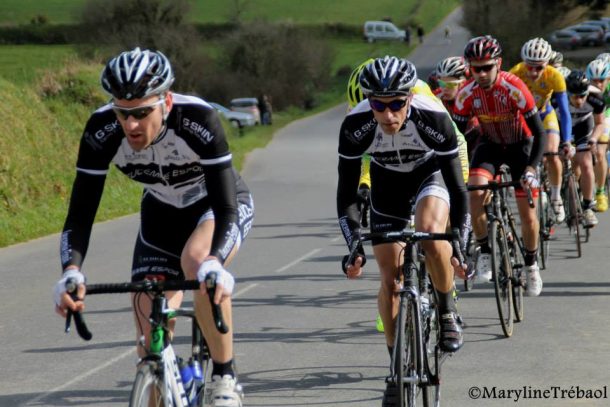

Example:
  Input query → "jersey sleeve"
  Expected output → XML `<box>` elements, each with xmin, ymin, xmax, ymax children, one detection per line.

<box><xmin>75</xmin><ymin>108</ymin><xmax>124</xmax><ymax>174</ymax></box>
<box><xmin>179</xmin><ymin>104</ymin><xmax>233</xmax><ymax>168</ymax></box>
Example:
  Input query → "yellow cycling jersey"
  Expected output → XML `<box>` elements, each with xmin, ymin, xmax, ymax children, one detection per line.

<box><xmin>509</xmin><ymin>63</ymin><xmax>566</xmax><ymax>115</ymax></box>
<box><xmin>358</xmin><ymin>79</ymin><xmax>469</xmax><ymax>187</ymax></box>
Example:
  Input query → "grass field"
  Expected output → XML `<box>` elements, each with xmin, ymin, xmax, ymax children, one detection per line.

<box><xmin>0</xmin><ymin>0</ymin><xmax>458</xmax><ymax>26</ymax></box>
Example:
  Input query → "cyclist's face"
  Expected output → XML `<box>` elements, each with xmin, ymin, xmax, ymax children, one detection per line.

<box><xmin>438</xmin><ymin>76</ymin><xmax>464</xmax><ymax>101</ymax></box>
<box><xmin>569</xmin><ymin>93</ymin><xmax>588</xmax><ymax>108</ymax></box>
<box><xmin>470</xmin><ymin>58</ymin><xmax>500</xmax><ymax>90</ymax></box>
<box><xmin>113</xmin><ymin>93</ymin><xmax>172</xmax><ymax>151</ymax></box>
<box><xmin>369</xmin><ymin>94</ymin><xmax>412</xmax><ymax>134</ymax></box>
<box><xmin>590</xmin><ymin>77</ymin><xmax>609</xmax><ymax>91</ymax></box>
<box><xmin>524</xmin><ymin>61</ymin><xmax>547</xmax><ymax>81</ymax></box>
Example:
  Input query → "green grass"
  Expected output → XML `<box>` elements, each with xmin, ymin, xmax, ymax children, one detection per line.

<box><xmin>0</xmin><ymin>45</ymin><xmax>78</xmax><ymax>83</ymax></box>
<box><xmin>0</xmin><ymin>0</ymin><xmax>455</xmax><ymax>26</ymax></box>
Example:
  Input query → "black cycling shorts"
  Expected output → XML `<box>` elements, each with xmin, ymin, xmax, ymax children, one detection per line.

<box><xmin>369</xmin><ymin>169</ymin><xmax>449</xmax><ymax>245</ymax></box>
<box><xmin>131</xmin><ymin>190</ymin><xmax>254</xmax><ymax>282</ymax></box>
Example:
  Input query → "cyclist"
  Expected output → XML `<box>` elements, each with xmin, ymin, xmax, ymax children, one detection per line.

<box><xmin>347</xmin><ymin>58</ymin><xmax>470</xmax><ymax>334</ymax></box>
<box><xmin>435</xmin><ymin>56</ymin><xmax>481</xmax><ymax>158</ymax></box>
<box><xmin>52</xmin><ymin>48</ymin><xmax>251</xmax><ymax>407</ymax></box>
<box><xmin>565</xmin><ymin>71</ymin><xmax>600</xmax><ymax>227</ymax></box>
<box><xmin>549</xmin><ymin>50</ymin><xmax>564</xmax><ymax>68</ymax></box>
<box><xmin>337</xmin><ymin>57</ymin><xmax>469</xmax><ymax>373</ymax></box>
<box><xmin>510</xmin><ymin>38</ymin><xmax>572</xmax><ymax>224</ymax></box>
<box><xmin>453</xmin><ymin>36</ymin><xmax>546</xmax><ymax>296</ymax></box>
<box><xmin>587</xmin><ymin>57</ymin><xmax>610</xmax><ymax>212</ymax></box>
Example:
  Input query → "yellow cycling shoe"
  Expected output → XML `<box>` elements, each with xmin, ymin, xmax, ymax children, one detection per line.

<box><xmin>376</xmin><ymin>314</ymin><xmax>385</xmax><ymax>333</ymax></box>
<box><xmin>595</xmin><ymin>192</ymin><xmax>608</xmax><ymax>212</ymax></box>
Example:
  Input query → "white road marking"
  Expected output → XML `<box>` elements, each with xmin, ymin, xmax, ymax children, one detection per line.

<box><xmin>273</xmin><ymin>248</ymin><xmax>322</xmax><ymax>273</ymax></box>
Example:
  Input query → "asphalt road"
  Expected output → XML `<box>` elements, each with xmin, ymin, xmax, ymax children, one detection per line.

<box><xmin>1</xmin><ymin>7</ymin><xmax>609</xmax><ymax>407</ymax></box>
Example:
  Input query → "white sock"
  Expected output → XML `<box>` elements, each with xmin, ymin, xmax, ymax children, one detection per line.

<box><xmin>550</xmin><ymin>185</ymin><xmax>561</xmax><ymax>201</ymax></box>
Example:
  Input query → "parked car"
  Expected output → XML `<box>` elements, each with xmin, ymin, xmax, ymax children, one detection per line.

<box><xmin>548</xmin><ymin>29</ymin><xmax>583</xmax><ymax>50</ymax></box>
<box><xmin>209</xmin><ymin>102</ymin><xmax>256</xmax><ymax>128</ymax></box>
<box><xmin>229</xmin><ymin>98</ymin><xmax>261</xmax><ymax>124</ymax></box>
<box><xmin>363</xmin><ymin>20</ymin><xmax>407</xmax><ymax>43</ymax></box>
<box><xmin>580</xmin><ymin>20</ymin><xmax>610</xmax><ymax>33</ymax></box>
<box><xmin>565</xmin><ymin>24</ymin><xmax>604</xmax><ymax>46</ymax></box>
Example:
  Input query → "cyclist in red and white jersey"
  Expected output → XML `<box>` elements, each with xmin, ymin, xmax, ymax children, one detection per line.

<box><xmin>453</xmin><ymin>36</ymin><xmax>547</xmax><ymax>296</ymax></box>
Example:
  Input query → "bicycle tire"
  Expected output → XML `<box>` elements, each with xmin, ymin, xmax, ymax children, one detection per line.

<box><xmin>129</xmin><ymin>362</ymin><xmax>166</xmax><ymax>407</ymax></box>
<box><xmin>537</xmin><ymin>189</ymin><xmax>550</xmax><ymax>270</ymax></box>
<box><xmin>421</xmin><ymin>293</ymin><xmax>441</xmax><ymax>407</ymax></box>
<box><xmin>504</xmin><ymin>214</ymin><xmax>524</xmax><ymax>322</ymax></box>
<box><xmin>490</xmin><ymin>219</ymin><xmax>514</xmax><ymax>337</ymax></box>
<box><xmin>463</xmin><ymin>232</ymin><xmax>477</xmax><ymax>292</ymax></box>
<box><xmin>567</xmin><ymin>175</ymin><xmax>582</xmax><ymax>258</ymax></box>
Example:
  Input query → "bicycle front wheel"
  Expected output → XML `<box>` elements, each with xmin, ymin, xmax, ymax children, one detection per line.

<box><xmin>490</xmin><ymin>219</ymin><xmax>514</xmax><ymax>337</ymax></box>
<box><xmin>395</xmin><ymin>296</ymin><xmax>418</xmax><ymax>407</ymax></box>
<box><xmin>567</xmin><ymin>175</ymin><xmax>582</xmax><ymax>258</ymax></box>
<box><xmin>421</xmin><ymin>294</ymin><xmax>441</xmax><ymax>407</ymax></box>
<box><xmin>130</xmin><ymin>362</ymin><xmax>166</xmax><ymax>407</ymax></box>
<box><xmin>537</xmin><ymin>188</ymin><xmax>550</xmax><ymax>270</ymax></box>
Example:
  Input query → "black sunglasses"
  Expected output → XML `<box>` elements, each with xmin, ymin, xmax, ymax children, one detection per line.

<box><xmin>112</xmin><ymin>99</ymin><xmax>164</xmax><ymax>120</ymax></box>
<box><xmin>526</xmin><ymin>64</ymin><xmax>545</xmax><ymax>72</ymax></box>
<box><xmin>369</xmin><ymin>98</ymin><xmax>408</xmax><ymax>112</ymax></box>
<box><xmin>470</xmin><ymin>64</ymin><xmax>496</xmax><ymax>73</ymax></box>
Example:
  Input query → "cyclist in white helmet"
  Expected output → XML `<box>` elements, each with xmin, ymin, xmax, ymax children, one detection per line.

<box><xmin>586</xmin><ymin>58</ymin><xmax>610</xmax><ymax>212</ymax></box>
<box><xmin>510</xmin><ymin>38</ymin><xmax>572</xmax><ymax>224</ymax></box>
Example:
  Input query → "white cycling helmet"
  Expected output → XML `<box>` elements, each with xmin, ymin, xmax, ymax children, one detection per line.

<box><xmin>101</xmin><ymin>47</ymin><xmax>175</xmax><ymax>100</ymax></box>
<box><xmin>557</xmin><ymin>66</ymin><xmax>571</xmax><ymax>79</ymax></box>
<box><xmin>520</xmin><ymin>38</ymin><xmax>553</xmax><ymax>64</ymax></box>
<box><xmin>435</xmin><ymin>56</ymin><xmax>468</xmax><ymax>78</ymax></box>
<box><xmin>586</xmin><ymin>58</ymin><xmax>610</xmax><ymax>80</ymax></box>
<box><xmin>596</xmin><ymin>52</ymin><xmax>610</xmax><ymax>64</ymax></box>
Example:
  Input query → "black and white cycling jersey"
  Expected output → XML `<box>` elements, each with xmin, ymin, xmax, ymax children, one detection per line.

<box><xmin>61</xmin><ymin>93</ymin><xmax>250</xmax><ymax>270</ymax></box>
<box><xmin>337</xmin><ymin>94</ymin><xmax>467</xmax><ymax>247</ymax></box>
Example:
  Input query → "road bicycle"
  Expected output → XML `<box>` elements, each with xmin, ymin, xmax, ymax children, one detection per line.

<box><xmin>556</xmin><ymin>150</ymin><xmax>584</xmax><ymax>257</ymax></box>
<box><xmin>348</xmin><ymin>229</ymin><xmax>456</xmax><ymax>407</ymax></box>
<box><xmin>468</xmin><ymin>179</ymin><xmax>533</xmax><ymax>337</ymax></box>
<box><xmin>65</xmin><ymin>274</ymin><xmax>230</xmax><ymax>407</ymax></box>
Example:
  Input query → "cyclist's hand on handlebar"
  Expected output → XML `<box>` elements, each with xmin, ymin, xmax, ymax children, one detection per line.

<box><xmin>450</xmin><ymin>227</ymin><xmax>468</xmax><ymax>280</ymax></box>
<box><xmin>197</xmin><ymin>257</ymin><xmax>235</xmax><ymax>304</ymax></box>
<box><xmin>588</xmin><ymin>139</ymin><xmax>598</xmax><ymax>154</ymax></box>
<box><xmin>53</xmin><ymin>268</ymin><xmax>86</xmax><ymax>317</ymax></box>
<box><xmin>356</xmin><ymin>184</ymin><xmax>370</xmax><ymax>211</ymax></box>
<box><xmin>521</xmin><ymin>169</ymin><xmax>539</xmax><ymax>189</ymax></box>
<box><xmin>342</xmin><ymin>254</ymin><xmax>366</xmax><ymax>279</ymax></box>
<box><xmin>560</xmin><ymin>141</ymin><xmax>575</xmax><ymax>158</ymax></box>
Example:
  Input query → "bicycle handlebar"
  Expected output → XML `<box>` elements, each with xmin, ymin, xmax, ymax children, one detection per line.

<box><xmin>468</xmin><ymin>180</ymin><xmax>534</xmax><ymax>208</ymax></box>
<box><xmin>65</xmin><ymin>276</ymin><xmax>229</xmax><ymax>341</ymax></box>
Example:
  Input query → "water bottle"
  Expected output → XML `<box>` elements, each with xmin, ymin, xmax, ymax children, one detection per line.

<box><xmin>185</xmin><ymin>359</ymin><xmax>203</xmax><ymax>406</ymax></box>
<box><xmin>179</xmin><ymin>358</ymin><xmax>194</xmax><ymax>396</ymax></box>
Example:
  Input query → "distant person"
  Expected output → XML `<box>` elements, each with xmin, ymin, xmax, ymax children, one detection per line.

<box><xmin>258</xmin><ymin>94</ymin><xmax>273</xmax><ymax>125</ymax></box>
<box><xmin>417</xmin><ymin>25</ymin><xmax>424</xmax><ymax>43</ymax></box>
<box><xmin>405</xmin><ymin>25</ymin><xmax>411</xmax><ymax>45</ymax></box>
<box><xmin>444</xmin><ymin>25</ymin><xmax>451</xmax><ymax>43</ymax></box>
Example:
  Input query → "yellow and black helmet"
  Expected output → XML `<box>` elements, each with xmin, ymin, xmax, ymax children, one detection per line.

<box><xmin>347</xmin><ymin>58</ymin><xmax>374</xmax><ymax>109</ymax></box>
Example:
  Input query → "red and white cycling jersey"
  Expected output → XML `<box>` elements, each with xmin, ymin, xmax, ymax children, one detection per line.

<box><xmin>452</xmin><ymin>71</ymin><xmax>538</xmax><ymax>145</ymax></box>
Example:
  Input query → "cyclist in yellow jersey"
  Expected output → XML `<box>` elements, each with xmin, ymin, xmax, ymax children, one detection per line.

<box><xmin>346</xmin><ymin>60</ymin><xmax>470</xmax><ymax>333</ymax></box>
<box><xmin>510</xmin><ymin>38</ymin><xmax>573</xmax><ymax>223</ymax></box>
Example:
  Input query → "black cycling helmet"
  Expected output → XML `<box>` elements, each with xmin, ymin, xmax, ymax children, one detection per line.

<box><xmin>566</xmin><ymin>70</ymin><xmax>590</xmax><ymax>95</ymax></box>
<box><xmin>359</xmin><ymin>56</ymin><xmax>418</xmax><ymax>97</ymax></box>
<box><xmin>464</xmin><ymin>35</ymin><xmax>502</xmax><ymax>61</ymax></box>
<box><xmin>101</xmin><ymin>47</ymin><xmax>175</xmax><ymax>100</ymax></box>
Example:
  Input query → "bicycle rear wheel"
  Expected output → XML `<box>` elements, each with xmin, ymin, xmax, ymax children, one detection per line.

<box><xmin>490</xmin><ymin>219</ymin><xmax>514</xmax><ymax>337</ymax></box>
<box><xmin>567</xmin><ymin>175</ymin><xmax>582</xmax><ymax>258</ymax></box>
<box><xmin>129</xmin><ymin>362</ymin><xmax>166</xmax><ymax>407</ymax></box>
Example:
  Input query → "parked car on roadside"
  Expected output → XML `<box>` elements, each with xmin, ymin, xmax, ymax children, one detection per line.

<box><xmin>363</xmin><ymin>21</ymin><xmax>407</xmax><ymax>43</ymax></box>
<box><xmin>580</xmin><ymin>20</ymin><xmax>610</xmax><ymax>33</ymax></box>
<box><xmin>209</xmin><ymin>102</ymin><xmax>256</xmax><ymax>128</ymax></box>
<box><xmin>565</xmin><ymin>24</ymin><xmax>604</xmax><ymax>46</ymax></box>
<box><xmin>229</xmin><ymin>98</ymin><xmax>261</xmax><ymax>124</ymax></box>
<box><xmin>548</xmin><ymin>29</ymin><xmax>583</xmax><ymax>50</ymax></box>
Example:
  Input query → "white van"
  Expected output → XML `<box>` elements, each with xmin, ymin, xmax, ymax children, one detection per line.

<box><xmin>363</xmin><ymin>21</ymin><xmax>406</xmax><ymax>43</ymax></box>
